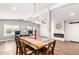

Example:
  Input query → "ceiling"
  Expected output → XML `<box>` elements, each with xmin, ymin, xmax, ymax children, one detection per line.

<box><xmin>52</xmin><ymin>3</ymin><xmax>79</xmax><ymax>21</ymax></box>
<box><xmin>0</xmin><ymin>3</ymin><xmax>56</xmax><ymax>19</ymax></box>
<box><xmin>0</xmin><ymin>3</ymin><xmax>78</xmax><ymax>22</ymax></box>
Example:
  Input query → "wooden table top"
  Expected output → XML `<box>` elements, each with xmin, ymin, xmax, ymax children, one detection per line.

<box><xmin>19</xmin><ymin>36</ymin><xmax>55</xmax><ymax>49</ymax></box>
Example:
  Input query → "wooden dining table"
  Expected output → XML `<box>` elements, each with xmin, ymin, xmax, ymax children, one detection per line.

<box><xmin>19</xmin><ymin>36</ymin><xmax>55</xmax><ymax>54</ymax></box>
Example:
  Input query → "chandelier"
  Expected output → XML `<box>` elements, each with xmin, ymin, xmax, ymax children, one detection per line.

<box><xmin>24</xmin><ymin>3</ymin><xmax>47</xmax><ymax>24</ymax></box>
<box><xmin>24</xmin><ymin>3</ymin><xmax>41</xmax><ymax>24</ymax></box>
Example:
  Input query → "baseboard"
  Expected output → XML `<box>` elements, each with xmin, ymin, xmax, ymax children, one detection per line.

<box><xmin>70</xmin><ymin>41</ymin><xmax>79</xmax><ymax>43</ymax></box>
<box><xmin>0</xmin><ymin>39</ymin><xmax>14</xmax><ymax>43</ymax></box>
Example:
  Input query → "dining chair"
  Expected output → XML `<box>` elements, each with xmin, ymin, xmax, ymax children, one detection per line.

<box><xmin>19</xmin><ymin>39</ymin><xmax>36</xmax><ymax>55</ymax></box>
<box><xmin>15</xmin><ymin>31</ymin><xmax>21</xmax><ymax>55</ymax></box>
<box><xmin>38</xmin><ymin>40</ymin><xmax>56</xmax><ymax>55</ymax></box>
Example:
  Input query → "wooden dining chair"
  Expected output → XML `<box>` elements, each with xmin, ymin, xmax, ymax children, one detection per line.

<box><xmin>19</xmin><ymin>39</ymin><xmax>36</xmax><ymax>55</ymax></box>
<box><xmin>38</xmin><ymin>40</ymin><xmax>56</xmax><ymax>55</ymax></box>
<box><xmin>15</xmin><ymin>31</ymin><xmax>22</xmax><ymax>55</ymax></box>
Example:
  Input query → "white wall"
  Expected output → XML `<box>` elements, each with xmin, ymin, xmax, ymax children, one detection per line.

<box><xmin>51</xmin><ymin>11</ymin><xmax>64</xmax><ymax>41</ymax></box>
<box><xmin>0</xmin><ymin>20</ymin><xmax>40</xmax><ymax>41</ymax></box>
<box><xmin>39</xmin><ymin>9</ymin><xmax>65</xmax><ymax>41</ymax></box>
<box><xmin>39</xmin><ymin>10</ymin><xmax>50</xmax><ymax>37</ymax></box>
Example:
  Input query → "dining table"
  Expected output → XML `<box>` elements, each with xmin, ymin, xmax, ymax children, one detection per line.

<box><xmin>19</xmin><ymin>36</ymin><xmax>55</xmax><ymax>55</ymax></box>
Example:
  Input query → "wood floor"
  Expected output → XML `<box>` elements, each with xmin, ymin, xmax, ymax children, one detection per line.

<box><xmin>0</xmin><ymin>40</ymin><xmax>79</xmax><ymax>55</ymax></box>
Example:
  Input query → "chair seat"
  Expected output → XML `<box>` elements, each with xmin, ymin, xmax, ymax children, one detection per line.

<box><xmin>25</xmin><ymin>45</ymin><xmax>36</xmax><ymax>51</ymax></box>
<box><xmin>25</xmin><ymin>47</ymin><xmax>34</xmax><ymax>55</ymax></box>
<box><xmin>40</xmin><ymin>47</ymin><xmax>47</xmax><ymax>51</ymax></box>
<box><xmin>39</xmin><ymin>47</ymin><xmax>53</xmax><ymax>55</ymax></box>
<box><xmin>26</xmin><ymin>51</ymin><xmax>34</xmax><ymax>55</ymax></box>
<box><xmin>38</xmin><ymin>40</ymin><xmax>56</xmax><ymax>55</ymax></box>
<box><xmin>38</xmin><ymin>47</ymin><xmax>47</xmax><ymax>55</ymax></box>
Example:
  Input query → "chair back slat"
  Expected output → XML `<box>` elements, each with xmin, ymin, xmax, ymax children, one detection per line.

<box><xmin>46</xmin><ymin>40</ymin><xmax>56</xmax><ymax>55</ymax></box>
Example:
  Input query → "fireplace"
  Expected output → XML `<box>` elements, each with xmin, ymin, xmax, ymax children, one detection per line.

<box><xmin>54</xmin><ymin>33</ymin><xmax>64</xmax><ymax>38</ymax></box>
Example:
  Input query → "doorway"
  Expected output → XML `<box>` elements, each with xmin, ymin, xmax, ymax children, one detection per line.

<box><xmin>65</xmin><ymin>20</ymin><xmax>79</xmax><ymax>42</ymax></box>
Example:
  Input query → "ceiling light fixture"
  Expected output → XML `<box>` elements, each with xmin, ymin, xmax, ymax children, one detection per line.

<box><xmin>70</xmin><ymin>13</ymin><xmax>75</xmax><ymax>16</ymax></box>
<box><xmin>12</xmin><ymin>7</ymin><xmax>16</xmax><ymax>10</ymax></box>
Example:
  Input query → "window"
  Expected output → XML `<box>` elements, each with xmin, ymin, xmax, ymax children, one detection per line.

<box><xmin>4</xmin><ymin>24</ymin><xmax>19</xmax><ymax>36</ymax></box>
